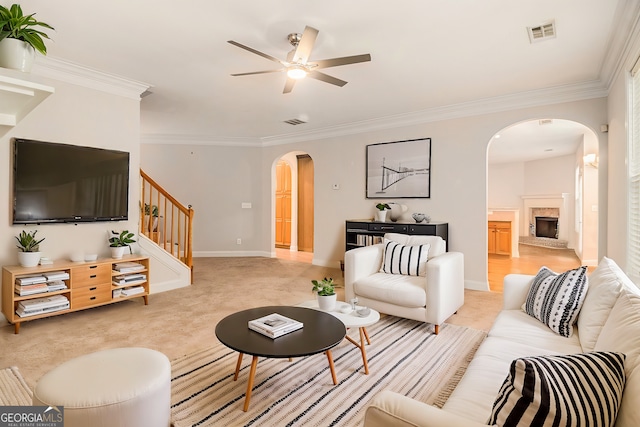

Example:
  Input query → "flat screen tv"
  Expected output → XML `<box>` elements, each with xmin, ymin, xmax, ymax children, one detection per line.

<box><xmin>13</xmin><ymin>138</ymin><xmax>130</xmax><ymax>224</ymax></box>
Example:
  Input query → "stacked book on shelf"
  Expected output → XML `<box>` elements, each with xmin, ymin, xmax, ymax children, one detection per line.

<box><xmin>112</xmin><ymin>273</ymin><xmax>147</xmax><ymax>286</ymax></box>
<box><xmin>113</xmin><ymin>262</ymin><xmax>145</xmax><ymax>273</ymax></box>
<box><xmin>113</xmin><ymin>286</ymin><xmax>145</xmax><ymax>298</ymax></box>
<box><xmin>248</xmin><ymin>313</ymin><xmax>303</xmax><ymax>339</ymax></box>
<box><xmin>14</xmin><ymin>271</ymin><xmax>69</xmax><ymax>296</ymax></box>
<box><xmin>355</xmin><ymin>234</ymin><xmax>383</xmax><ymax>246</ymax></box>
<box><xmin>16</xmin><ymin>295</ymin><xmax>69</xmax><ymax>318</ymax></box>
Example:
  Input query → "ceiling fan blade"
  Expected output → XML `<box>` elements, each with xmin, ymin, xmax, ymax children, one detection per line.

<box><xmin>292</xmin><ymin>26</ymin><xmax>319</xmax><ymax>64</ymax></box>
<box><xmin>227</xmin><ymin>40</ymin><xmax>284</xmax><ymax>64</ymax></box>
<box><xmin>308</xmin><ymin>71</ymin><xmax>348</xmax><ymax>87</ymax></box>
<box><xmin>313</xmin><ymin>54</ymin><xmax>371</xmax><ymax>69</ymax></box>
<box><xmin>283</xmin><ymin>78</ymin><xmax>296</xmax><ymax>94</ymax></box>
<box><xmin>231</xmin><ymin>69</ymin><xmax>284</xmax><ymax>76</ymax></box>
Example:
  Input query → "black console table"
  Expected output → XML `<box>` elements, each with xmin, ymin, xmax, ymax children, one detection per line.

<box><xmin>345</xmin><ymin>219</ymin><xmax>448</xmax><ymax>252</ymax></box>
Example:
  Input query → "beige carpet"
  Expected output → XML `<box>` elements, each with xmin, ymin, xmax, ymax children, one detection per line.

<box><xmin>170</xmin><ymin>318</ymin><xmax>486</xmax><ymax>427</ymax></box>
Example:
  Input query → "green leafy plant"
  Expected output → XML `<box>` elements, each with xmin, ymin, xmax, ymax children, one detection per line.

<box><xmin>375</xmin><ymin>203</ymin><xmax>390</xmax><ymax>211</ymax></box>
<box><xmin>109</xmin><ymin>230</ymin><xmax>136</xmax><ymax>253</ymax></box>
<box><xmin>0</xmin><ymin>4</ymin><xmax>54</xmax><ymax>55</ymax></box>
<box><xmin>312</xmin><ymin>277</ymin><xmax>335</xmax><ymax>296</ymax></box>
<box><xmin>15</xmin><ymin>229</ymin><xmax>44</xmax><ymax>252</ymax></box>
<box><xmin>144</xmin><ymin>203</ymin><xmax>159</xmax><ymax>217</ymax></box>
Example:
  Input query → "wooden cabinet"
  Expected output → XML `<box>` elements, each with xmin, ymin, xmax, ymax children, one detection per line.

<box><xmin>488</xmin><ymin>221</ymin><xmax>511</xmax><ymax>256</ymax></box>
<box><xmin>275</xmin><ymin>160</ymin><xmax>292</xmax><ymax>248</ymax></box>
<box><xmin>345</xmin><ymin>220</ymin><xmax>449</xmax><ymax>252</ymax></box>
<box><xmin>2</xmin><ymin>255</ymin><xmax>149</xmax><ymax>334</ymax></box>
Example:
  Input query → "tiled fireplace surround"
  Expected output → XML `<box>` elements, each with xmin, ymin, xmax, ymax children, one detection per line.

<box><xmin>522</xmin><ymin>194</ymin><xmax>569</xmax><ymax>243</ymax></box>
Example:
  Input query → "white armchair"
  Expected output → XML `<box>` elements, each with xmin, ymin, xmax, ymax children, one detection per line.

<box><xmin>345</xmin><ymin>233</ymin><xmax>464</xmax><ymax>334</ymax></box>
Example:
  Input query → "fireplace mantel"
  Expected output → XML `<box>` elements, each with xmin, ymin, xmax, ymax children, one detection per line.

<box><xmin>521</xmin><ymin>193</ymin><xmax>570</xmax><ymax>242</ymax></box>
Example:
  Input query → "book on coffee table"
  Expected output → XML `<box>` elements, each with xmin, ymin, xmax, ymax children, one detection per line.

<box><xmin>248</xmin><ymin>313</ymin><xmax>303</xmax><ymax>338</ymax></box>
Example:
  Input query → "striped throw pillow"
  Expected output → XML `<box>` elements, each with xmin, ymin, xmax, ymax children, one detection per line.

<box><xmin>379</xmin><ymin>239</ymin><xmax>430</xmax><ymax>276</ymax></box>
<box><xmin>488</xmin><ymin>352</ymin><xmax>626</xmax><ymax>427</ymax></box>
<box><xmin>523</xmin><ymin>266</ymin><xmax>588</xmax><ymax>337</ymax></box>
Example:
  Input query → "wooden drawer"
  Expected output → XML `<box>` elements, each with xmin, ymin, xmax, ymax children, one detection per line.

<box><xmin>72</xmin><ymin>284</ymin><xmax>111</xmax><ymax>309</ymax></box>
<box><xmin>71</xmin><ymin>264</ymin><xmax>111</xmax><ymax>289</ymax></box>
<box><xmin>489</xmin><ymin>221</ymin><xmax>511</xmax><ymax>230</ymax></box>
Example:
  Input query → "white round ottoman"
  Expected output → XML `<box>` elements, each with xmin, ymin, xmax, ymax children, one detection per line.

<box><xmin>33</xmin><ymin>347</ymin><xmax>171</xmax><ymax>427</ymax></box>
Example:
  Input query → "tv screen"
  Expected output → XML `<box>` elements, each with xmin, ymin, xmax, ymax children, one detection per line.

<box><xmin>13</xmin><ymin>138</ymin><xmax>130</xmax><ymax>224</ymax></box>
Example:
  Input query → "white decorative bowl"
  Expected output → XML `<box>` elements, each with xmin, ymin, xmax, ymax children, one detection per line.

<box><xmin>84</xmin><ymin>254</ymin><xmax>98</xmax><ymax>262</ymax></box>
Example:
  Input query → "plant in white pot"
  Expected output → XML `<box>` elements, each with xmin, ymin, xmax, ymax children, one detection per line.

<box><xmin>108</xmin><ymin>230</ymin><xmax>136</xmax><ymax>259</ymax></box>
<box><xmin>312</xmin><ymin>277</ymin><xmax>337</xmax><ymax>311</ymax></box>
<box><xmin>15</xmin><ymin>229</ymin><xmax>44</xmax><ymax>267</ymax></box>
<box><xmin>375</xmin><ymin>203</ymin><xmax>390</xmax><ymax>222</ymax></box>
<box><xmin>0</xmin><ymin>4</ymin><xmax>54</xmax><ymax>72</ymax></box>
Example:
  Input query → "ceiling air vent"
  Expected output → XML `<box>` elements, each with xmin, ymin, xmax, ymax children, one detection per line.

<box><xmin>539</xmin><ymin>119</ymin><xmax>553</xmax><ymax>126</ymax></box>
<box><xmin>284</xmin><ymin>118</ymin><xmax>307</xmax><ymax>126</ymax></box>
<box><xmin>527</xmin><ymin>20</ymin><xmax>556</xmax><ymax>43</ymax></box>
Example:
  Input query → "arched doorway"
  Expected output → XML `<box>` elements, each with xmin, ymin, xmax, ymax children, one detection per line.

<box><xmin>273</xmin><ymin>152</ymin><xmax>314</xmax><ymax>263</ymax></box>
<box><xmin>486</xmin><ymin>118</ymin><xmax>599</xmax><ymax>290</ymax></box>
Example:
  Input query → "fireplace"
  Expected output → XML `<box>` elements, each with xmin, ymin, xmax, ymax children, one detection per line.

<box><xmin>535</xmin><ymin>216</ymin><xmax>558</xmax><ymax>239</ymax></box>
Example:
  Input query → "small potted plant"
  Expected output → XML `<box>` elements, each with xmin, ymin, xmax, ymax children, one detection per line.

<box><xmin>375</xmin><ymin>203</ymin><xmax>390</xmax><ymax>222</ymax></box>
<box><xmin>108</xmin><ymin>230</ymin><xmax>136</xmax><ymax>259</ymax></box>
<box><xmin>312</xmin><ymin>277</ymin><xmax>337</xmax><ymax>311</ymax></box>
<box><xmin>0</xmin><ymin>4</ymin><xmax>54</xmax><ymax>72</ymax></box>
<box><xmin>15</xmin><ymin>229</ymin><xmax>44</xmax><ymax>267</ymax></box>
<box><xmin>143</xmin><ymin>203</ymin><xmax>159</xmax><ymax>232</ymax></box>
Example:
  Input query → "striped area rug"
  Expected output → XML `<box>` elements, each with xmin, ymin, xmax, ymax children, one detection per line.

<box><xmin>0</xmin><ymin>367</ymin><xmax>32</xmax><ymax>406</ymax></box>
<box><xmin>170</xmin><ymin>316</ymin><xmax>486</xmax><ymax>427</ymax></box>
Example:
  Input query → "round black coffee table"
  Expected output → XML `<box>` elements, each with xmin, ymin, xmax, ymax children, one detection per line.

<box><xmin>215</xmin><ymin>306</ymin><xmax>346</xmax><ymax>411</ymax></box>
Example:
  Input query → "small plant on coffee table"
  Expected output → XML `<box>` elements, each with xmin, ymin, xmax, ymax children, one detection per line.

<box><xmin>311</xmin><ymin>277</ymin><xmax>335</xmax><ymax>296</ymax></box>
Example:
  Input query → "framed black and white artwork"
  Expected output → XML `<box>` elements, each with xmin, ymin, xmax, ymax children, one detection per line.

<box><xmin>366</xmin><ymin>138</ymin><xmax>431</xmax><ymax>199</ymax></box>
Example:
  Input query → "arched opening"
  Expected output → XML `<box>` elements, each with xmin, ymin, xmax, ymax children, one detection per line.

<box><xmin>487</xmin><ymin>118</ymin><xmax>599</xmax><ymax>291</ymax></box>
<box><xmin>272</xmin><ymin>151</ymin><xmax>314</xmax><ymax>263</ymax></box>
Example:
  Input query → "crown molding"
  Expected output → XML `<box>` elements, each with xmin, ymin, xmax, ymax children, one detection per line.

<box><xmin>599</xmin><ymin>0</ymin><xmax>640</xmax><ymax>88</ymax></box>
<box><xmin>260</xmin><ymin>80</ymin><xmax>609</xmax><ymax>146</ymax></box>
<box><xmin>31</xmin><ymin>56</ymin><xmax>151</xmax><ymax>100</ymax></box>
<box><xmin>140</xmin><ymin>133</ymin><xmax>261</xmax><ymax>147</ymax></box>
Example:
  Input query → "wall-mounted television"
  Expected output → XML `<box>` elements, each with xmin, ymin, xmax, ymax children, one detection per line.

<box><xmin>13</xmin><ymin>138</ymin><xmax>130</xmax><ymax>224</ymax></box>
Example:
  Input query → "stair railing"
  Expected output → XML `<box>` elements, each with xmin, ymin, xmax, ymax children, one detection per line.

<box><xmin>140</xmin><ymin>169</ymin><xmax>194</xmax><ymax>280</ymax></box>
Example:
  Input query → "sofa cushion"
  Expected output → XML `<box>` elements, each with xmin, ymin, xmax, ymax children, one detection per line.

<box><xmin>380</xmin><ymin>239</ymin><xmax>430</xmax><ymax>276</ymax></box>
<box><xmin>487</xmin><ymin>352</ymin><xmax>626</xmax><ymax>427</ymax></box>
<box><xmin>489</xmin><ymin>310</ymin><xmax>582</xmax><ymax>355</ymax></box>
<box><xmin>594</xmin><ymin>287</ymin><xmax>640</xmax><ymax>427</ymax></box>
<box><xmin>578</xmin><ymin>257</ymin><xmax>626</xmax><ymax>352</ymax></box>
<box><xmin>353</xmin><ymin>272</ymin><xmax>426</xmax><ymax>308</ymax></box>
<box><xmin>383</xmin><ymin>233</ymin><xmax>446</xmax><ymax>257</ymax></box>
<box><xmin>523</xmin><ymin>266</ymin><xmax>588</xmax><ymax>337</ymax></box>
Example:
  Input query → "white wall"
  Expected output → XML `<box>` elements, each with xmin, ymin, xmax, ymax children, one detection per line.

<box><xmin>488</xmin><ymin>162</ymin><xmax>524</xmax><ymax>209</ymax></box>
<box><xmin>141</xmin><ymin>97</ymin><xmax>608</xmax><ymax>290</ymax></box>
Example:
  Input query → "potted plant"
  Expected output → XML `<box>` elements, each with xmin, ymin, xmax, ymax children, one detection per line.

<box><xmin>108</xmin><ymin>230</ymin><xmax>136</xmax><ymax>259</ymax></box>
<box><xmin>312</xmin><ymin>277</ymin><xmax>337</xmax><ymax>311</ymax></box>
<box><xmin>0</xmin><ymin>4</ymin><xmax>54</xmax><ymax>72</ymax></box>
<box><xmin>15</xmin><ymin>229</ymin><xmax>44</xmax><ymax>267</ymax></box>
<box><xmin>375</xmin><ymin>203</ymin><xmax>390</xmax><ymax>222</ymax></box>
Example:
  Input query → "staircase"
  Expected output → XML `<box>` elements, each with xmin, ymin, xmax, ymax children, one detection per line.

<box><xmin>140</xmin><ymin>169</ymin><xmax>194</xmax><ymax>282</ymax></box>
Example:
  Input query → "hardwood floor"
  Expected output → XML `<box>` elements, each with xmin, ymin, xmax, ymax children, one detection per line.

<box><xmin>275</xmin><ymin>248</ymin><xmax>313</xmax><ymax>264</ymax></box>
<box><xmin>488</xmin><ymin>244</ymin><xmax>584</xmax><ymax>292</ymax></box>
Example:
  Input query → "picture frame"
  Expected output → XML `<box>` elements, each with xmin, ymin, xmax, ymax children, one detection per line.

<box><xmin>366</xmin><ymin>137</ymin><xmax>431</xmax><ymax>199</ymax></box>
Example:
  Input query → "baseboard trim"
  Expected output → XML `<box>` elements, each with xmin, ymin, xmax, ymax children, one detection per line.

<box><xmin>465</xmin><ymin>280</ymin><xmax>490</xmax><ymax>291</ymax></box>
<box><xmin>194</xmin><ymin>250</ymin><xmax>271</xmax><ymax>258</ymax></box>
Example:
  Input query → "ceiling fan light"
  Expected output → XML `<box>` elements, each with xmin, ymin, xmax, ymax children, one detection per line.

<box><xmin>287</xmin><ymin>67</ymin><xmax>307</xmax><ymax>79</ymax></box>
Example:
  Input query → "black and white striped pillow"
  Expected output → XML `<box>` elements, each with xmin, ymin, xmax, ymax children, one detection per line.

<box><xmin>523</xmin><ymin>266</ymin><xmax>588</xmax><ymax>337</ymax></box>
<box><xmin>379</xmin><ymin>239</ymin><xmax>430</xmax><ymax>276</ymax></box>
<box><xmin>488</xmin><ymin>352</ymin><xmax>626</xmax><ymax>427</ymax></box>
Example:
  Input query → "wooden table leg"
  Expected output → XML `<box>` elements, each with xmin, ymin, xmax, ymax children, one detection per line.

<box><xmin>325</xmin><ymin>350</ymin><xmax>338</xmax><ymax>385</ymax></box>
<box><xmin>243</xmin><ymin>355</ymin><xmax>259</xmax><ymax>412</ymax></box>
<box><xmin>234</xmin><ymin>353</ymin><xmax>243</xmax><ymax>381</ymax></box>
<box><xmin>362</xmin><ymin>326</ymin><xmax>371</xmax><ymax>345</ymax></box>
<box><xmin>344</xmin><ymin>328</ymin><xmax>371</xmax><ymax>375</ymax></box>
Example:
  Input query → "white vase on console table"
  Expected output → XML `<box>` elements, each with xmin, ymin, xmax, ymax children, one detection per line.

<box><xmin>387</xmin><ymin>203</ymin><xmax>408</xmax><ymax>222</ymax></box>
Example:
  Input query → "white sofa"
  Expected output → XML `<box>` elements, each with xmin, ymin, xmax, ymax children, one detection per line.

<box><xmin>345</xmin><ymin>233</ymin><xmax>464</xmax><ymax>334</ymax></box>
<box><xmin>364</xmin><ymin>257</ymin><xmax>640</xmax><ymax>427</ymax></box>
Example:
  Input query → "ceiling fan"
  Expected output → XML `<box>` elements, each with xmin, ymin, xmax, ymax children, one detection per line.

<box><xmin>227</xmin><ymin>26</ymin><xmax>371</xmax><ymax>94</ymax></box>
